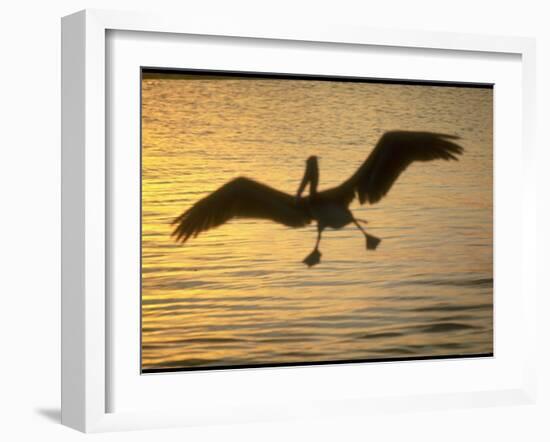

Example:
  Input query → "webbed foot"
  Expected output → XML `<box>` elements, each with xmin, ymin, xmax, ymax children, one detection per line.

<box><xmin>303</xmin><ymin>249</ymin><xmax>321</xmax><ymax>267</ymax></box>
<box><xmin>366</xmin><ymin>234</ymin><xmax>381</xmax><ymax>250</ymax></box>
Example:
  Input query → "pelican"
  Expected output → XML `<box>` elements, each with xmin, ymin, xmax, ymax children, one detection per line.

<box><xmin>172</xmin><ymin>131</ymin><xmax>463</xmax><ymax>266</ymax></box>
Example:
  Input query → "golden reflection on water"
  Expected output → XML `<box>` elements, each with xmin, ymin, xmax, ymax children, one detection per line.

<box><xmin>141</xmin><ymin>72</ymin><xmax>493</xmax><ymax>371</ymax></box>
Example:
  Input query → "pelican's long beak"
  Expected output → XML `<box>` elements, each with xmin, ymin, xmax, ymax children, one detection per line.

<box><xmin>296</xmin><ymin>156</ymin><xmax>319</xmax><ymax>198</ymax></box>
<box><xmin>296</xmin><ymin>166</ymin><xmax>310</xmax><ymax>198</ymax></box>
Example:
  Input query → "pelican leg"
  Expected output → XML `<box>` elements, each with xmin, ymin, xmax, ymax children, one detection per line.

<box><xmin>303</xmin><ymin>226</ymin><xmax>323</xmax><ymax>267</ymax></box>
<box><xmin>352</xmin><ymin>218</ymin><xmax>381</xmax><ymax>250</ymax></box>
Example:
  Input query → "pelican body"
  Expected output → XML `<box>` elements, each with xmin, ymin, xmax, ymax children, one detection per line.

<box><xmin>172</xmin><ymin>131</ymin><xmax>463</xmax><ymax>266</ymax></box>
<box><xmin>294</xmin><ymin>155</ymin><xmax>381</xmax><ymax>266</ymax></box>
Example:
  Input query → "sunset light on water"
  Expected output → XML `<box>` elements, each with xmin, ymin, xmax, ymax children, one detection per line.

<box><xmin>141</xmin><ymin>71</ymin><xmax>493</xmax><ymax>372</ymax></box>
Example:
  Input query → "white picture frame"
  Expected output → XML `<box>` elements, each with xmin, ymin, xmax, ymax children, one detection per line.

<box><xmin>61</xmin><ymin>9</ymin><xmax>537</xmax><ymax>433</ymax></box>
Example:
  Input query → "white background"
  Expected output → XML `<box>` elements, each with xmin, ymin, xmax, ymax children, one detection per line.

<box><xmin>0</xmin><ymin>1</ymin><xmax>548</xmax><ymax>441</ymax></box>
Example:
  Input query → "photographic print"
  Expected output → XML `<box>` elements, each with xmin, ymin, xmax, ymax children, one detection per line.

<box><xmin>141</xmin><ymin>69</ymin><xmax>493</xmax><ymax>373</ymax></box>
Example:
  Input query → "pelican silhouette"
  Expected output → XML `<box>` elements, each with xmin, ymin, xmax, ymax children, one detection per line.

<box><xmin>172</xmin><ymin>131</ymin><xmax>463</xmax><ymax>266</ymax></box>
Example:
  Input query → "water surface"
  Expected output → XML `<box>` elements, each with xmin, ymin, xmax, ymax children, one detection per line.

<box><xmin>141</xmin><ymin>73</ymin><xmax>493</xmax><ymax>371</ymax></box>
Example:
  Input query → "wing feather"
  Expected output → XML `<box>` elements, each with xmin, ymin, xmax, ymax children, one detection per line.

<box><xmin>172</xmin><ymin>177</ymin><xmax>311</xmax><ymax>243</ymax></box>
<box><xmin>346</xmin><ymin>131</ymin><xmax>464</xmax><ymax>204</ymax></box>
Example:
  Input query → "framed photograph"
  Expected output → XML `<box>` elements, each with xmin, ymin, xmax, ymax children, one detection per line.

<box><xmin>61</xmin><ymin>9</ymin><xmax>537</xmax><ymax>432</ymax></box>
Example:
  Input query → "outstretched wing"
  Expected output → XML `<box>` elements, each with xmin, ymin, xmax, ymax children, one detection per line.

<box><xmin>341</xmin><ymin>131</ymin><xmax>464</xmax><ymax>205</ymax></box>
<box><xmin>172</xmin><ymin>177</ymin><xmax>311</xmax><ymax>243</ymax></box>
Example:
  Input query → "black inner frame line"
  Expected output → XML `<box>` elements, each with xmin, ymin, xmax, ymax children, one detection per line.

<box><xmin>141</xmin><ymin>66</ymin><xmax>494</xmax><ymax>89</ymax></box>
<box><xmin>142</xmin><ymin>353</ymin><xmax>494</xmax><ymax>375</ymax></box>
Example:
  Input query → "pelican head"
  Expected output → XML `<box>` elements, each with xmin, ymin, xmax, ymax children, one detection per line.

<box><xmin>297</xmin><ymin>155</ymin><xmax>319</xmax><ymax>198</ymax></box>
<box><xmin>306</xmin><ymin>155</ymin><xmax>319</xmax><ymax>165</ymax></box>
